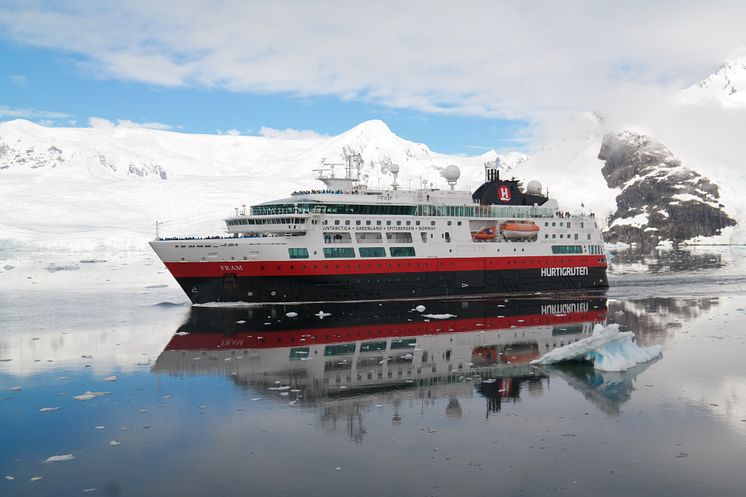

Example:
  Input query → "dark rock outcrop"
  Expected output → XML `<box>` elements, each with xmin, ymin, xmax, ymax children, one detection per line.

<box><xmin>599</xmin><ymin>131</ymin><xmax>735</xmax><ymax>249</ymax></box>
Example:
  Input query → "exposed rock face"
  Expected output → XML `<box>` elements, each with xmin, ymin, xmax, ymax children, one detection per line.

<box><xmin>599</xmin><ymin>131</ymin><xmax>735</xmax><ymax>249</ymax></box>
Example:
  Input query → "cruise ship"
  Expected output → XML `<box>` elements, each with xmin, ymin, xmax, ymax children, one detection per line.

<box><xmin>150</xmin><ymin>159</ymin><xmax>608</xmax><ymax>304</ymax></box>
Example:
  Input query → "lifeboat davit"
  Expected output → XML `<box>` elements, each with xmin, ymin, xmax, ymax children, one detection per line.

<box><xmin>471</xmin><ymin>227</ymin><xmax>497</xmax><ymax>240</ymax></box>
<box><xmin>500</xmin><ymin>221</ymin><xmax>539</xmax><ymax>239</ymax></box>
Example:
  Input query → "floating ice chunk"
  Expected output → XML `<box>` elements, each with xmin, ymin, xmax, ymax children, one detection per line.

<box><xmin>531</xmin><ymin>324</ymin><xmax>662</xmax><ymax>372</ymax></box>
<box><xmin>103</xmin><ymin>375</ymin><xmax>117</xmax><ymax>382</ymax></box>
<box><xmin>286</xmin><ymin>312</ymin><xmax>298</xmax><ymax>318</ymax></box>
<box><xmin>83</xmin><ymin>488</ymin><xmax>97</xmax><ymax>493</ymax></box>
<box><xmin>30</xmin><ymin>476</ymin><xmax>43</xmax><ymax>482</ymax></box>
<box><xmin>109</xmin><ymin>440</ymin><xmax>121</xmax><ymax>446</ymax></box>
<box><xmin>10</xmin><ymin>386</ymin><xmax>21</xmax><ymax>391</ymax></box>
<box><xmin>44</xmin><ymin>454</ymin><xmax>75</xmax><ymax>463</ymax></box>
<box><xmin>74</xmin><ymin>391</ymin><xmax>110</xmax><ymax>401</ymax></box>
<box><xmin>95</xmin><ymin>426</ymin><xmax>105</xmax><ymax>430</ymax></box>
<box><xmin>422</xmin><ymin>313</ymin><xmax>456</xmax><ymax>320</ymax></box>
<box><xmin>414</xmin><ymin>305</ymin><xmax>426</xmax><ymax>313</ymax></box>
<box><xmin>6</xmin><ymin>475</ymin><xmax>15</xmax><ymax>480</ymax></box>
<box><xmin>39</xmin><ymin>407</ymin><xmax>60</xmax><ymax>412</ymax></box>
<box><xmin>315</xmin><ymin>311</ymin><xmax>332</xmax><ymax>319</ymax></box>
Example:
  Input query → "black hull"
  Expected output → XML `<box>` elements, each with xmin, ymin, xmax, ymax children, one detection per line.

<box><xmin>176</xmin><ymin>267</ymin><xmax>609</xmax><ymax>304</ymax></box>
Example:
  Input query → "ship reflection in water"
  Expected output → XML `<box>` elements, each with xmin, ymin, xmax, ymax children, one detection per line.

<box><xmin>153</xmin><ymin>295</ymin><xmax>650</xmax><ymax>418</ymax></box>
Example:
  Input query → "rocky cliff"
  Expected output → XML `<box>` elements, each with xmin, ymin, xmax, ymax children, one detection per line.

<box><xmin>599</xmin><ymin>131</ymin><xmax>735</xmax><ymax>249</ymax></box>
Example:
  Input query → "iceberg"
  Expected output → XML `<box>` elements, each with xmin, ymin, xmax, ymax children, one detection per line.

<box><xmin>530</xmin><ymin>323</ymin><xmax>662</xmax><ymax>372</ymax></box>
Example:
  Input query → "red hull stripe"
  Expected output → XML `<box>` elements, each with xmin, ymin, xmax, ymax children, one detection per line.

<box><xmin>165</xmin><ymin>255</ymin><xmax>608</xmax><ymax>278</ymax></box>
<box><xmin>165</xmin><ymin>310</ymin><xmax>607</xmax><ymax>351</ymax></box>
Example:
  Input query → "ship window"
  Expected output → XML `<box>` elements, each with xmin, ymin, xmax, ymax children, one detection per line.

<box><xmin>416</xmin><ymin>221</ymin><xmax>420</xmax><ymax>226</ymax></box>
<box><xmin>552</xmin><ymin>222</ymin><xmax>556</xmax><ymax>227</ymax></box>
<box><xmin>431</xmin><ymin>221</ymin><xmax>435</xmax><ymax>226</ymax></box>
<box><xmin>457</xmin><ymin>221</ymin><xmax>462</xmax><ymax>226</ymax></box>
<box><xmin>386</xmin><ymin>232</ymin><xmax>413</xmax><ymax>243</ymax></box>
<box><xmin>559</xmin><ymin>222</ymin><xmax>563</xmax><ymax>227</ymax></box>
<box><xmin>386</xmin><ymin>220</ymin><xmax>392</xmax><ymax>226</ymax></box>
<box><xmin>390</xmin><ymin>247</ymin><xmax>416</xmax><ymax>257</ymax></box>
<box><xmin>447</xmin><ymin>221</ymin><xmax>452</xmax><ymax>226</ymax></box>
<box><xmin>360</xmin><ymin>341</ymin><xmax>387</xmax><ymax>352</ymax></box>
<box><xmin>356</xmin><ymin>232</ymin><xmax>382</xmax><ymax>244</ymax></box>
<box><xmin>581</xmin><ymin>222</ymin><xmax>584</xmax><ymax>228</ymax></box>
<box><xmin>559</xmin><ymin>234</ymin><xmax>563</xmax><ymax>238</ymax></box>
<box><xmin>406</xmin><ymin>221</ymin><xmax>411</xmax><ymax>226</ymax></box>
<box><xmin>345</xmin><ymin>220</ymin><xmax>350</xmax><ymax>226</ymax></box>
<box><xmin>356</xmin><ymin>220</ymin><xmax>361</xmax><ymax>226</ymax></box>
<box><xmin>545</xmin><ymin>234</ymin><xmax>548</xmax><ymax>239</ymax></box>
<box><xmin>567</xmin><ymin>222</ymin><xmax>571</xmax><ymax>228</ymax></box>
<box><xmin>289</xmin><ymin>347</ymin><xmax>310</xmax><ymax>360</ymax></box>
<box><xmin>377</xmin><ymin>220</ymin><xmax>382</xmax><ymax>226</ymax></box>
<box><xmin>574</xmin><ymin>234</ymin><xmax>578</xmax><ymax>240</ymax></box>
<box><xmin>587</xmin><ymin>234</ymin><xmax>591</xmax><ymax>240</ymax></box>
<box><xmin>391</xmin><ymin>338</ymin><xmax>416</xmax><ymax>349</ymax></box>
<box><xmin>421</xmin><ymin>232</ymin><xmax>427</xmax><ymax>243</ymax></box>
<box><xmin>323</xmin><ymin>247</ymin><xmax>355</xmax><ymax>258</ymax></box>
<box><xmin>334</xmin><ymin>220</ymin><xmax>340</xmax><ymax>225</ymax></box>
<box><xmin>397</xmin><ymin>221</ymin><xmax>402</xmax><ymax>226</ymax></box>
<box><xmin>545</xmin><ymin>222</ymin><xmax>549</xmax><ymax>227</ymax></box>
<box><xmin>552</xmin><ymin>234</ymin><xmax>556</xmax><ymax>239</ymax></box>
<box><xmin>359</xmin><ymin>247</ymin><xmax>386</xmax><ymax>258</ymax></box>
<box><xmin>324</xmin><ymin>343</ymin><xmax>356</xmax><ymax>356</ymax></box>
<box><xmin>366</xmin><ymin>220</ymin><xmax>371</xmax><ymax>225</ymax></box>
<box><xmin>551</xmin><ymin>245</ymin><xmax>582</xmax><ymax>254</ymax></box>
<box><xmin>288</xmin><ymin>248</ymin><xmax>309</xmax><ymax>259</ymax></box>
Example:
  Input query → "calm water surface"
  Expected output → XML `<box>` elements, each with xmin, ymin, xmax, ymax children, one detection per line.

<box><xmin>2</xmin><ymin>262</ymin><xmax>746</xmax><ymax>496</ymax></box>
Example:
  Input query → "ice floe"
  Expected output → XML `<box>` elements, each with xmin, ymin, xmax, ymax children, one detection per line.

<box><xmin>531</xmin><ymin>323</ymin><xmax>662</xmax><ymax>372</ymax></box>
<box><xmin>73</xmin><ymin>391</ymin><xmax>111</xmax><ymax>401</ymax></box>
<box><xmin>44</xmin><ymin>454</ymin><xmax>75</xmax><ymax>463</ymax></box>
<box><xmin>103</xmin><ymin>375</ymin><xmax>117</xmax><ymax>382</ymax></box>
<box><xmin>39</xmin><ymin>407</ymin><xmax>60</xmax><ymax>412</ymax></box>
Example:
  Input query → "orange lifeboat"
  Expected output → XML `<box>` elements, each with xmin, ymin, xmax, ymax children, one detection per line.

<box><xmin>500</xmin><ymin>221</ymin><xmax>539</xmax><ymax>239</ymax></box>
<box><xmin>471</xmin><ymin>227</ymin><xmax>497</xmax><ymax>241</ymax></box>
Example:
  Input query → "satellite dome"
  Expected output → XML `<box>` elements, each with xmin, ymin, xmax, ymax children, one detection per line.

<box><xmin>390</xmin><ymin>163</ymin><xmax>400</xmax><ymax>174</ymax></box>
<box><xmin>443</xmin><ymin>165</ymin><xmax>461</xmax><ymax>182</ymax></box>
<box><xmin>526</xmin><ymin>180</ymin><xmax>542</xmax><ymax>195</ymax></box>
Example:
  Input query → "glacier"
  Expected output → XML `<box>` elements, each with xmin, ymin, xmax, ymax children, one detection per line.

<box><xmin>530</xmin><ymin>323</ymin><xmax>662</xmax><ymax>372</ymax></box>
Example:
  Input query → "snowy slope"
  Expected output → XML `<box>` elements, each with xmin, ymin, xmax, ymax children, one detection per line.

<box><xmin>0</xmin><ymin>119</ymin><xmax>517</xmax><ymax>253</ymax></box>
<box><xmin>680</xmin><ymin>57</ymin><xmax>746</xmax><ymax>108</ymax></box>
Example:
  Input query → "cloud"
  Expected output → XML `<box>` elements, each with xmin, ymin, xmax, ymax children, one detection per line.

<box><xmin>258</xmin><ymin>126</ymin><xmax>326</xmax><ymax>140</ymax></box>
<box><xmin>10</xmin><ymin>74</ymin><xmax>28</xmax><ymax>86</ymax></box>
<box><xmin>88</xmin><ymin>117</ymin><xmax>176</xmax><ymax>130</ymax></box>
<box><xmin>0</xmin><ymin>105</ymin><xmax>72</xmax><ymax>120</ymax></box>
<box><xmin>1</xmin><ymin>1</ymin><xmax>745</xmax><ymax>134</ymax></box>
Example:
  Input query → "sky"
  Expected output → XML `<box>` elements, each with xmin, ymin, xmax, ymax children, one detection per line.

<box><xmin>0</xmin><ymin>0</ymin><xmax>744</xmax><ymax>154</ymax></box>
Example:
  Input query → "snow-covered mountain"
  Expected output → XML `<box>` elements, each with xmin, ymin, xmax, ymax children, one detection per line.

<box><xmin>0</xmin><ymin>119</ymin><xmax>521</xmax><ymax>253</ymax></box>
<box><xmin>680</xmin><ymin>57</ymin><xmax>746</xmax><ymax>108</ymax></box>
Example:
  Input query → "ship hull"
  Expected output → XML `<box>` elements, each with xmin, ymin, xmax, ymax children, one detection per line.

<box><xmin>172</xmin><ymin>266</ymin><xmax>608</xmax><ymax>304</ymax></box>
